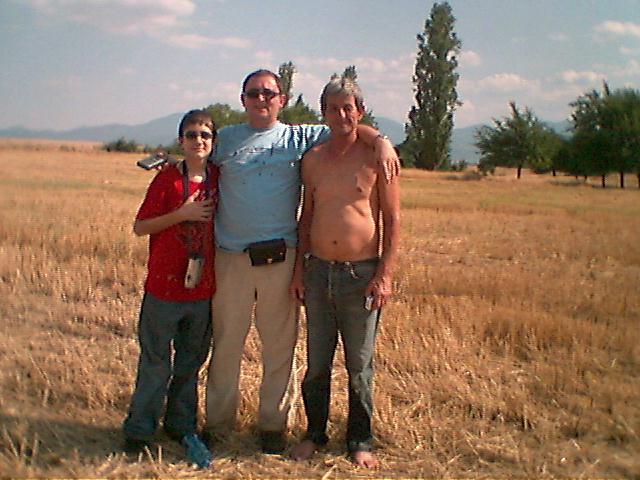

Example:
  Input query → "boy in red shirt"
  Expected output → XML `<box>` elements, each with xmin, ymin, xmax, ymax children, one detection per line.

<box><xmin>123</xmin><ymin>110</ymin><xmax>218</xmax><ymax>468</ymax></box>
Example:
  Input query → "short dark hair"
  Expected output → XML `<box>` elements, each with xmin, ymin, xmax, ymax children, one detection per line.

<box><xmin>178</xmin><ymin>109</ymin><xmax>216</xmax><ymax>139</ymax></box>
<box><xmin>241</xmin><ymin>69</ymin><xmax>283</xmax><ymax>94</ymax></box>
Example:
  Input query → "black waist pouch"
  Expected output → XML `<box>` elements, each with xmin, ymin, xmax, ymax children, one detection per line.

<box><xmin>246</xmin><ymin>238</ymin><xmax>286</xmax><ymax>266</ymax></box>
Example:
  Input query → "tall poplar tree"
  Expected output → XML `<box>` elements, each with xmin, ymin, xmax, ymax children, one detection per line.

<box><xmin>277</xmin><ymin>61</ymin><xmax>321</xmax><ymax>125</ymax></box>
<box><xmin>278</xmin><ymin>61</ymin><xmax>296</xmax><ymax>108</ymax></box>
<box><xmin>406</xmin><ymin>2</ymin><xmax>461</xmax><ymax>170</ymax></box>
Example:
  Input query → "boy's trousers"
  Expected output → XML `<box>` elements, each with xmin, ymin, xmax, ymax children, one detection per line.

<box><xmin>123</xmin><ymin>293</ymin><xmax>212</xmax><ymax>441</ymax></box>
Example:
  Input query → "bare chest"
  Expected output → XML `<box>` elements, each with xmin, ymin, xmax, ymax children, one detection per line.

<box><xmin>313</xmin><ymin>156</ymin><xmax>377</xmax><ymax>202</ymax></box>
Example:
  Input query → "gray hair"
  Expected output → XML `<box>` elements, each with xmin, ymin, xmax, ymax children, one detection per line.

<box><xmin>320</xmin><ymin>77</ymin><xmax>365</xmax><ymax>115</ymax></box>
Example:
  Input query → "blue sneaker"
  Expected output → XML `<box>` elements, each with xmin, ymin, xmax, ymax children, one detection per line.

<box><xmin>182</xmin><ymin>434</ymin><xmax>212</xmax><ymax>469</ymax></box>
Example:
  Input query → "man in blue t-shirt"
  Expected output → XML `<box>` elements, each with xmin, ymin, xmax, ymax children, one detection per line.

<box><xmin>204</xmin><ymin>69</ymin><xmax>399</xmax><ymax>454</ymax></box>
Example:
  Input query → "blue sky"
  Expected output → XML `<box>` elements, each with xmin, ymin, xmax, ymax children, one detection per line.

<box><xmin>1</xmin><ymin>0</ymin><xmax>639</xmax><ymax>131</ymax></box>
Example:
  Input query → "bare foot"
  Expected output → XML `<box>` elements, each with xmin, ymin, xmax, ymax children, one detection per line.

<box><xmin>291</xmin><ymin>440</ymin><xmax>317</xmax><ymax>461</ymax></box>
<box><xmin>351</xmin><ymin>450</ymin><xmax>379</xmax><ymax>468</ymax></box>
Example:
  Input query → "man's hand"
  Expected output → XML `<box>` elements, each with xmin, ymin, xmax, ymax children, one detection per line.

<box><xmin>177</xmin><ymin>191</ymin><xmax>214</xmax><ymax>222</ymax></box>
<box><xmin>289</xmin><ymin>267</ymin><xmax>305</xmax><ymax>304</ymax></box>
<box><xmin>365</xmin><ymin>274</ymin><xmax>393</xmax><ymax>310</ymax></box>
<box><xmin>374</xmin><ymin>137</ymin><xmax>401</xmax><ymax>182</ymax></box>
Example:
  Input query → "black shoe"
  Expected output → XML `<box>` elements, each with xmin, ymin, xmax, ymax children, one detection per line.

<box><xmin>260</xmin><ymin>430</ymin><xmax>286</xmax><ymax>454</ymax></box>
<box><xmin>123</xmin><ymin>437</ymin><xmax>151</xmax><ymax>454</ymax></box>
<box><xmin>163</xmin><ymin>426</ymin><xmax>184</xmax><ymax>443</ymax></box>
<box><xmin>201</xmin><ymin>430</ymin><xmax>224</xmax><ymax>449</ymax></box>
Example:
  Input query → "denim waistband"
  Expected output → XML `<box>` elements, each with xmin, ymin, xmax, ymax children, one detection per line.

<box><xmin>306</xmin><ymin>253</ymin><xmax>378</xmax><ymax>267</ymax></box>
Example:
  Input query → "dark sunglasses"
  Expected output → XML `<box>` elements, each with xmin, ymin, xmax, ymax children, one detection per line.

<box><xmin>184</xmin><ymin>130</ymin><xmax>215</xmax><ymax>140</ymax></box>
<box><xmin>244</xmin><ymin>88</ymin><xmax>280</xmax><ymax>101</ymax></box>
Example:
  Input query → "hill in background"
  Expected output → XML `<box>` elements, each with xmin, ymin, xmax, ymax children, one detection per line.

<box><xmin>0</xmin><ymin>115</ymin><xmax>571</xmax><ymax>165</ymax></box>
<box><xmin>0</xmin><ymin>113</ymin><xmax>183</xmax><ymax>148</ymax></box>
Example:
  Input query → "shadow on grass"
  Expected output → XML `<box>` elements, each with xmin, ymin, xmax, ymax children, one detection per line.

<box><xmin>0</xmin><ymin>412</ymin><xmax>293</xmax><ymax>468</ymax></box>
<box><xmin>549</xmin><ymin>179</ymin><xmax>589</xmax><ymax>188</ymax></box>
<box><xmin>0</xmin><ymin>412</ymin><xmax>188</xmax><ymax>467</ymax></box>
<box><xmin>550</xmin><ymin>177</ymin><xmax>640</xmax><ymax>190</ymax></box>
<box><xmin>443</xmin><ymin>171</ymin><xmax>484</xmax><ymax>181</ymax></box>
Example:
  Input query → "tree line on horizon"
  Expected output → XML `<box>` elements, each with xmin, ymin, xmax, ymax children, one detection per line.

<box><xmin>474</xmin><ymin>84</ymin><xmax>640</xmax><ymax>188</ymax></box>
<box><xmin>105</xmin><ymin>2</ymin><xmax>640</xmax><ymax>188</ymax></box>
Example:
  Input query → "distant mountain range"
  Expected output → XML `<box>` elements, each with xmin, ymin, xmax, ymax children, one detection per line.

<box><xmin>0</xmin><ymin>114</ymin><xmax>571</xmax><ymax>165</ymax></box>
<box><xmin>0</xmin><ymin>112</ymin><xmax>185</xmax><ymax>148</ymax></box>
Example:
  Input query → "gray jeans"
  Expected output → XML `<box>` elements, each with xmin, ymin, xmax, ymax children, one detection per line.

<box><xmin>301</xmin><ymin>255</ymin><xmax>380</xmax><ymax>453</ymax></box>
<box><xmin>123</xmin><ymin>292</ymin><xmax>212</xmax><ymax>441</ymax></box>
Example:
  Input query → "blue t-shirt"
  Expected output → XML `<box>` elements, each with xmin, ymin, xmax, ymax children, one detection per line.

<box><xmin>212</xmin><ymin>121</ymin><xmax>329</xmax><ymax>252</ymax></box>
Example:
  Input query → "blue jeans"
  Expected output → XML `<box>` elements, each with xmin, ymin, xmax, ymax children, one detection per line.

<box><xmin>123</xmin><ymin>293</ymin><xmax>212</xmax><ymax>441</ymax></box>
<box><xmin>301</xmin><ymin>255</ymin><xmax>380</xmax><ymax>453</ymax></box>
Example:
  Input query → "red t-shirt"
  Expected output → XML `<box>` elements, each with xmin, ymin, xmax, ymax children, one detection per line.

<box><xmin>136</xmin><ymin>164</ymin><xmax>219</xmax><ymax>301</ymax></box>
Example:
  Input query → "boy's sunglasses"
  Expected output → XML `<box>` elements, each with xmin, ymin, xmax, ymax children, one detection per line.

<box><xmin>244</xmin><ymin>88</ymin><xmax>280</xmax><ymax>101</ymax></box>
<box><xmin>184</xmin><ymin>131</ymin><xmax>215</xmax><ymax>140</ymax></box>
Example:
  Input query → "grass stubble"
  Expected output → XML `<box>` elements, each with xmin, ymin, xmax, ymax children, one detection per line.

<box><xmin>0</xmin><ymin>139</ymin><xmax>638</xmax><ymax>478</ymax></box>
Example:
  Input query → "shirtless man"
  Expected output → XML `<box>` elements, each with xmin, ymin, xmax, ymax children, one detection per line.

<box><xmin>290</xmin><ymin>77</ymin><xmax>401</xmax><ymax>468</ymax></box>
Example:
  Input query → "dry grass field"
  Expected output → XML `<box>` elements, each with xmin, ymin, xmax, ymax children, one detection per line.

<box><xmin>1</xmin><ymin>138</ymin><xmax>639</xmax><ymax>478</ymax></box>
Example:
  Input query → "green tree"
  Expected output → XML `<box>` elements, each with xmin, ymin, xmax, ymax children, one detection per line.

<box><xmin>279</xmin><ymin>93</ymin><xmax>320</xmax><ymax>124</ymax></box>
<box><xmin>205</xmin><ymin>103</ymin><xmax>247</xmax><ymax>129</ymax></box>
<box><xmin>103</xmin><ymin>137</ymin><xmax>139</xmax><ymax>152</ymax></box>
<box><xmin>569</xmin><ymin>83</ymin><xmax>640</xmax><ymax>188</ymax></box>
<box><xmin>474</xmin><ymin>102</ymin><xmax>558</xmax><ymax>178</ymax></box>
<box><xmin>569</xmin><ymin>85</ymin><xmax>611</xmax><ymax>187</ymax></box>
<box><xmin>600</xmin><ymin>88</ymin><xmax>640</xmax><ymax>188</ymax></box>
<box><xmin>276</xmin><ymin>61</ymin><xmax>321</xmax><ymax>125</ymax></box>
<box><xmin>532</xmin><ymin>128</ymin><xmax>564</xmax><ymax>174</ymax></box>
<box><xmin>396</xmin><ymin>138</ymin><xmax>417</xmax><ymax>168</ymax></box>
<box><xmin>552</xmin><ymin>138</ymin><xmax>588</xmax><ymax>181</ymax></box>
<box><xmin>278</xmin><ymin>61</ymin><xmax>296</xmax><ymax>107</ymax></box>
<box><xmin>406</xmin><ymin>1</ymin><xmax>461</xmax><ymax>170</ymax></box>
<box><xmin>572</xmin><ymin>128</ymin><xmax>615</xmax><ymax>188</ymax></box>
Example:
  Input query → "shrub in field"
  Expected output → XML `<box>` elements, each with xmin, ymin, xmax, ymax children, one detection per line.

<box><xmin>103</xmin><ymin>137</ymin><xmax>139</xmax><ymax>153</ymax></box>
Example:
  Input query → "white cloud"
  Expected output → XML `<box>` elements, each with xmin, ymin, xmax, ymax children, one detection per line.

<box><xmin>25</xmin><ymin>0</ymin><xmax>192</xmax><ymax>33</ymax></box>
<box><xmin>459</xmin><ymin>50</ymin><xmax>482</xmax><ymax>68</ymax></box>
<box><xmin>548</xmin><ymin>32</ymin><xmax>569</xmax><ymax>42</ymax></box>
<box><xmin>254</xmin><ymin>50</ymin><xmax>274</xmax><ymax>61</ymax></box>
<box><xmin>43</xmin><ymin>74</ymin><xmax>85</xmax><ymax>89</ymax></box>
<box><xmin>180</xmin><ymin>89</ymin><xmax>212</xmax><ymax>103</ymax></box>
<box><xmin>476</xmin><ymin>73</ymin><xmax>537</xmax><ymax>92</ymax></box>
<box><xmin>118</xmin><ymin>67</ymin><xmax>136</xmax><ymax>76</ymax></box>
<box><xmin>297</xmin><ymin>52</ymin><xmax>415</xmax><ymax>84</ymax></box>
<box><xmin>23</xmin><ymin>0</ymin><xmax>250</xmax><ymax>50</ymax></box>
<box><xmin>620</xmin><ymin>46</ymin><xmax>640</xmax><ymax>56</ymax></box>
<box><xmin>595</xmin><ymin>21</ymin><xmax>640</xmax><ymax>39</ymax></box>
<box><xmin>289</xmin><ymin>52</ymin><xmax>415</xmax><ymax>121</ymax></box>
<box><xmin>560</xmin><ymin>69</ymin><xmax>604</xmax><ymax>84</ymax></box>
<box><xmin>166</xmin><ymin>34</ymin><xmax>212</xmax><ymax>49</ymax></box>
<box><xmin>167</xmin><ymin>34</ymin><xmax>251</xmax><ymax>49</ymax></box>
<box><xmin>454</xmin><ymin>98</ymin><xmax>479</xmax><ymax>126</ymax></box>
<box><xmin>295</xmin><ymin>56</ymin><xmax>345</xmax><ymax>72</ymax></box>
<box><xmin>351</xmin><ymin>57</ymin><xmax>387</xmax><ymax>73</ymax></box>
<box><xmin>612</xmin><ymin>59</ymin><xmax>640</xmax><ymax>77</ymax></box>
